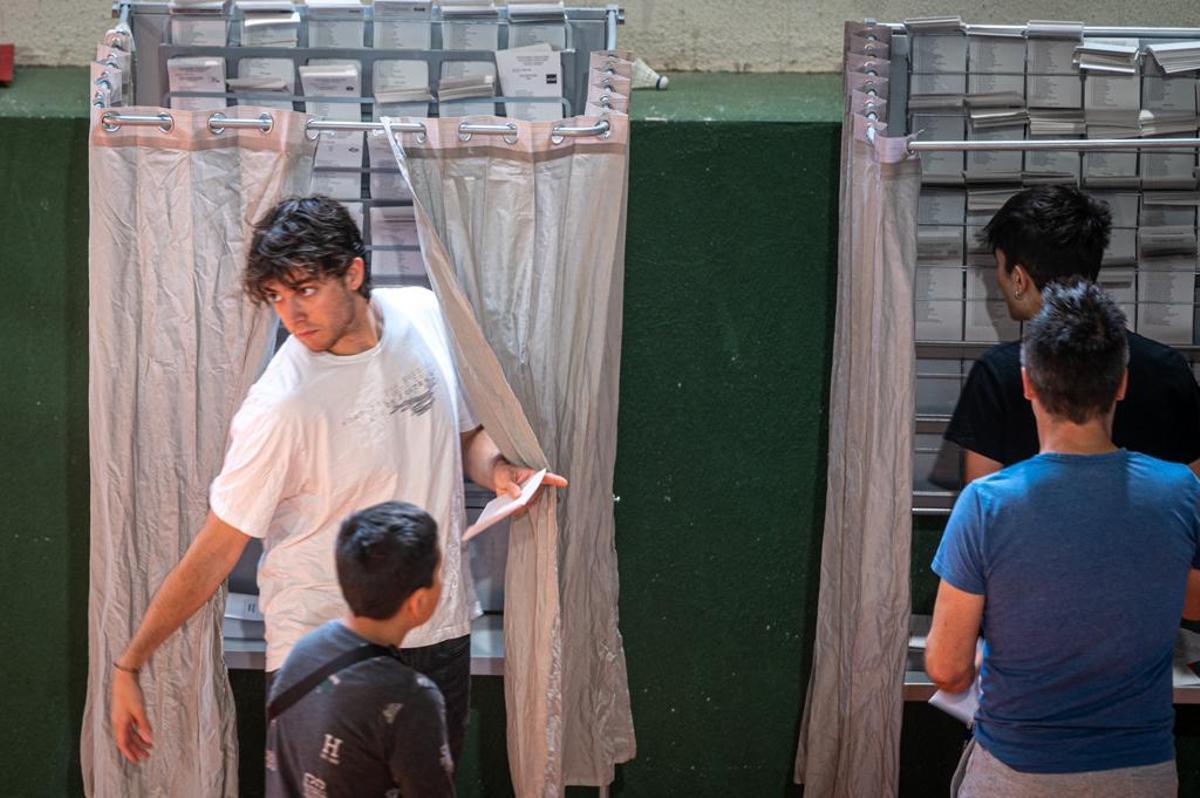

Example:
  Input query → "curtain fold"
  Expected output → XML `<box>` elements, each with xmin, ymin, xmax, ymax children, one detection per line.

<box><xmin>382</xmin><ymin>102</ymin><xmax>635</xmax><ymax>796</ymax></box>
<box><xmin>794</xmin><ymin>22</ymin><xmax>921</xmax><ymax>798</ymax></box>
<box><xmin>81</xmin><ymin>105</ymin><xmax>315</xmax><ymax>797</ymax></box>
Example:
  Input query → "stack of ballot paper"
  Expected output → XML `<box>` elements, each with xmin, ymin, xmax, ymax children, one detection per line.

<box><xmin>168</xmin><ymin>56</ymin><xmax>227</xmax><ymax>110</ymax></box>
<box><xmin>1026</xmin><ymin>21</ymin><xmax>1084</xmax><ymax>111</ymax></box>
<box><xmin>373</xmin><ymin>0</ymin><xmax>433</xmax><ymax>48</ymax></box>
<box><xmin>237</xmin><ymin>0</ymin><xmax>298</xmax><ymax>47</ymax></box>
<box><xmin>967</xmin><ymin>33</ymin><xmax>1025</xmax><ymax>108</ymax></box>
<box><xmin>907</xmin><ymin>17</ymin><xmax>967</xmax><ymax>111</ymax></box>
<box><xmin>1028</xmin><ymin>109</ymin><xmax>1086</xmax><ymax>135</ymax></box>
<box><xmin>968</xmin><ymin>107</ymin><xmax>1029</xmax><ymax>130</ymax></box>
<box><xmin>1135</xmin><ymin>201</ymin><xmax>1198</xmax><ymax>343</ymax></box>
<box><xmin>301</xmin><ymin>63</ymin><xmax>364</xmax><ymax>199</ymax></box>
<box><xmin>307</xmin><ymin>0</ymin><xmax>365</xmax><ymax>49</ymax></box>
<box><xmin>369</xmin><ymin>205</ymin><xmax>424</xmax><ymax>280</ymax></box>
<box><xmin>437</xmin><ymin>73</ymin><xmax>497</xmax><ymax>116</ymax></box>
<box><xmin>1074</xmin><ymin>38</ymin><xmax>1141</xmax><ymax>74</ymax></box>
<box><xmin>440</xmin><ymin>0</ymin><xmax>496</xmax><ymax>15</ymax></box>
<box><xmin>169</xmin><ymin>0</ymin><xmax>226</xmax><ymax>47</ymax></box>
<box><xmin>495</xmin><ymin>43</ymin><xmax>564</xmax><ymax>121</ymax></box>
<box><xmin>1146</xmin><ymin>41</ymin><xmax>1200</xmax><ymax>75</ymax></box>
<box><xmin>507</xmin><ymin>0</ymin><xmax>567</xmax><ymax>49</ymax></box>
<box><xmin>1085</xmin><ymin>73</ymin><xmax>1142</xmax><ymax>137</ymax></box>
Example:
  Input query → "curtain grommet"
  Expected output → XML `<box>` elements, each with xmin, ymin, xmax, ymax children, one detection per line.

<box><xmin>550</xmin><ymin>133</ymin><xmax>565</xmax><ymax>145</ymax></box>
<box><xmin>304</xmin><ymin>118</ymin><xmax>322</xmax><ymax>141</ymax></box>
<box><xmin>155</xmin><ymin>113</ymin><xmax>174</xmax><ymax>134</ymax></box>
<box><xmin>257</xmin><ymin>113</ymin><xmax>274</xmax><ymax>135</ymax></box>
<box><xmin>458</xmin><ymin>130</ymin><xmax>473</xmax><ymax>143</ymax></box>
<box><xmin>415</xmin><ymin>131</ymin><xmax>428</xmax><ymax>144</ymax></box>
<box><xmin>209</xmin><ymin>112</ymin><xmax>227</xmax><ymax>135</ymax></box>
<box><xmin>100</xmin><ymin>111</ymin><xmax>120</xmax><ymax>133</ymax></box>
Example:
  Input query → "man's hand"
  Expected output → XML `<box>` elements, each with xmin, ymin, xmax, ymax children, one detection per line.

<box><xmin>491</xmin><ymin>460</ymin><xmax>568</xmax><ymax>509</ymax></box>
<box><xmin>111</xmin><ymin>669</ymin><xmax>153</xmax><ymax>763</ymax></box>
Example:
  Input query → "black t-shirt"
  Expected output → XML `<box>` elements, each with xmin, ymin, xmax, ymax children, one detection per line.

<box><xmin>266</xmin><ymin>621</ymin><xmax>455</xmax><ymax>798</ymax></box>
<box><xmin>945</xmin><ymin>331</ymin><xmax>1200</xmax><ymax>467</ymax></box>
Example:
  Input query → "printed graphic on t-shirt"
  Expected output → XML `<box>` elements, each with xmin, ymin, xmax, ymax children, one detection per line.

<box><xmin>343</xmin><ymin>366</ymin><xmax>439</xmax><ymax>430</ymax></box>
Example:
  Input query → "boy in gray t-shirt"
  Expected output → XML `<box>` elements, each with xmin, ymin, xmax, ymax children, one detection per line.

<box><xmin>266</xmin><ymin>502</ymin><xmax>455</xmax><ymax>798</ymax></box>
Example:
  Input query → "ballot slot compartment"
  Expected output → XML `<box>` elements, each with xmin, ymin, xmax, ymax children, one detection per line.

<box><xmin>894</xmin><ymin>22</ymin><xmax>1200</xmax><ymax>513</ymax></box>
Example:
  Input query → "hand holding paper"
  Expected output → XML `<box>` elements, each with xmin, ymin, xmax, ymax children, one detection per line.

<box><xmin>465</xmin><ymin>466</ymin><xmax>567</xmax><ymax>541</ymax></box>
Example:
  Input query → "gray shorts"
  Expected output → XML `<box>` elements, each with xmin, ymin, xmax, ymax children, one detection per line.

<box><xmin>954</xmin><ymin>739</ymin><xmax>1176</xmax><ymax>798</ymax></box>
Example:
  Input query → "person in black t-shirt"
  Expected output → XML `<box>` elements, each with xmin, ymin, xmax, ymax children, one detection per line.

<box><xmin>944</xmin><ymin>185</ymin><xmax>1200</xmax><ymax>483</ymax></box>
<box><xmin>266</xmin><ymin>502</ymin><xmax>455</xmax><ymax>798</ymax></box>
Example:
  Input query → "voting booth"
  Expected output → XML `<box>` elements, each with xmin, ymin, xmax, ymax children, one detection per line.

<box><xmin>85</xmin><ymin>3</ymin><xmax>635</xmax><ymax>796</ymax></box>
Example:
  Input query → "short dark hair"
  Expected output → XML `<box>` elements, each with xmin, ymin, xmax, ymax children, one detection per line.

<box><xmin>1021</xmin><ymin>280</ymin><xmax>1129</xmax><ymax>424</ymax></box>
<box><xmin>244</xmin><ymin>195</ymin><xmax>370</xmax><ymax>303</ymax></box>
<box><xmin>335</xmin><ymin>502</ymin><xmax>439</xmax><ymax>620</ymax></box>
<box><xmin>980</xmin><ymin>185</ymin><xmax>1112</xmax><ymax>288</ymax></box>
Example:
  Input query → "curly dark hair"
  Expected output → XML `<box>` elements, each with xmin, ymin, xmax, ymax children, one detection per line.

<box><xmin>244</xmin><ymin>196</ymin><xmax>370</xmax><ymax>303</ymax></box>
<box><xmin>980</xmin><ymin>185</ymin><xmax>1112</xmax><ymax>289</ymax></box>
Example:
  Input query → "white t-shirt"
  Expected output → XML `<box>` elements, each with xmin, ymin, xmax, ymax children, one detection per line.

<box><xmin>210</xmin><ymin>287</ymin><xmax>479</xmax><ymax>671</ymax></box>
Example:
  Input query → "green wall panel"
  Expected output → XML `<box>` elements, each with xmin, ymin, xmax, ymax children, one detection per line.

<box><xmin>0</xmin><ymin>112</ymin><xmax>91</xmax><ymax>797</ymax></box>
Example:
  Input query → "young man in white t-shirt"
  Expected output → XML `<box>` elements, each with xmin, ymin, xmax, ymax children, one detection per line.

<box><xmin>108</xmin><ymin>196</ymin><xmax>566</xmax><ymax>771</ymax></box>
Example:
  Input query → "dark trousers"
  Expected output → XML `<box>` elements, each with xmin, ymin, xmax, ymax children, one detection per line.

<box><xmin>265</xmin><ymin>633</ymin><xmax>471</xmax><ymax>771</ymax></box>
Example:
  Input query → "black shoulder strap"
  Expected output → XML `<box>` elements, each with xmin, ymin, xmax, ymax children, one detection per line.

<box><xmin>268</xmin><ymin>643</ymin><xmax>395</xmax><ymax>722</ymax></box>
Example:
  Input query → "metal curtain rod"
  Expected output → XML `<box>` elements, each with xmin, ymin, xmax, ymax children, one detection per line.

<box><xmin>96</xmin><ymin>111</ymin><xmax>611</xmax><ymax>141</ymax></box>
<box><xmin>879</xmin><ymin>21</ymin><xmax>1200</xmax><ymax>38</ymax></box>
<box><xmin>907</xmin><ymin>137</ymin><xmax>1200</xmax><ymax>153</ymax></box>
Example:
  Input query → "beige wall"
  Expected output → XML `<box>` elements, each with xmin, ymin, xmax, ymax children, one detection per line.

<box><xmin>5</xmin><ymin>1</ymin><xmax>1200</xmax><ymax>70</ymax></box>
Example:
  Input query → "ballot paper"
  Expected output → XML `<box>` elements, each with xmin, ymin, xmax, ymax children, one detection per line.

<box><xmin>919</xmin><ymin>189</ymin><xmax>967</xmax><ymax>226</ymax></box>
<box><xmin>1084</xmin><ymin>151</ymin><xmax>1139</xmax><ymax>189</ymax></box>
<box><xmin>965</xmin><ymin>226</ymin><xmax>991</xmax><ymax>264</ymax></box>
<box><xmin>1028</xmin><ymin>109</ymin><xmax>1086</xmax><ymax>136</ymax></box>
<box><xmin>911</xmin><ymin>33</ymin><xmax>967</xmax><ymax>75</ymax></box>
<box><xmin>495</xmin><ymin>43</ymin><xmax>563</xmax><ymax>121</ymax></box>
<box><xmin>930</xmin><ymin>673</ymin><xmax>981</xmax><ymax>726</ymax></box>
<box><xmin>968</xmin><ymin>33</ymin><xmax>1024</xmax><ymax>76</ymax></box>
<box><xmin>307</xmin><ymin>0</ymin><xmax>365</xmax><ymax>48</ymax></box>
<box><xmin>918</xmin><ymin>226</ymin><xmax>965</xmax><ymax>264</ymax></box>
<box><xmin>440</xmin><ymin>8</ymin><xmax>500</xmax><ymax>121</ymax></box>
<box><xmin>966</xmin><ymin>188</ymin><xmax>1017</xmax><ymax>219</ymax></box>
<box><xmin>916</xmin><ymin>359</ymin><xmax>963</xmax><ymax>415</ymax></box>
<box><xmin>1074</xmin><ymin>38</ymin><xmax>1141</xmax><ymax>75</ymax></box>
<box><xmin>965</xmin><ymin>124</ymin><xmax>1024</xmax><ymax>183</ymax></box>
<box><xmin>1138</xmin><ymin>225</ymin><xmax>1198</xmax><ymax>260</ymax></box>
<box><xmin>169</xmin><ymin>0</ymin><xmax>227</xmax><ymax>46</ymax></box>
<box><xmin>1142</xmin><ymin>193</ymin><xmax>1199</xmax><ymax>226</ymax></box>
<box><xmin>966</xmin><ymin>74</ymin><xmax>1024</xmax><ymax>107</ymax></box>
<box><xmin>965</xmin><ymin>267</ymin><xmax>1019</xmax><ymax>342</ymax></box>
<box><xmin>1142</xmin><ymin>146</ymin><xmax>1199</xmax><ymax>190</ymax></box>
<box><xmin>1143</xmin><ymin>75</ymin><xmax>1198</xmax><ymax>113</ymax></box>
<box><xmin>373</xmin><ymin>0</ymin><xmax>433</xmax><ymax>49</ymax></box>
<box><xmin>1026</xmin><ymin>21</ymin><xmax>1084</xmax><ymax>71</ymax></box>
<box><xmin>1137</xmin><ymin>271</ymin><xmax>1196</xmax><ymax>344</ymax></box>
<box><xmin>911</xmin><ymin>114</ymin><xmax>966</xmax><ymax>184</ymax></box>
<box><xmin>915</xmin><ymin>267</ymin><xmax>965</xmax><ymax>341</ymax></box>
<box><xmin>463</xmin><ymin>469</ymin><xmax>547</xmax><ymax>541</ymax></box>
<box><xmin>237</xmin><ymin>1</ymin><xmax>299</xmax><ymax>47</ymax></box>
<box><xmin>300</xmin><ymin>62</ymin><xmax>362</xmax><ymax>120</ymax></box>
<box><xmin>910</xmin><ymin>72</ymin><xmax>967</xmax><ymax>108</ymax></box>
<box><xmin>508</xmin><ymin>0</ymin><xmax>568</xmax><ymax>49</ymax></box>
<box><xmin>1024</xmin><ymin>136</ymin><xmax>1082</xmax><ymax>184</ymax></box>
<box><xmin>369</xmin><ymin>205</ymin><xmax>424</xmax><ymax>279</ymax></box>
<box><xmin>367</xmin><ymin>131</ymin><xmax>413</xmax><ymax>200</ymax></box>
<box><xmin>1146</xmin><ymin>41</ymin><xmax>1200</xmax><ymax>75</ymax></box>
<box><xmin>310</xmin><ymin>130</ymin><xmax>364</xmax><ymax>199</ymax></box>
<box><xmin>233</xmin><ymin>58</ymin><xmax>295</xmax><ymax>109</ymax></box>
<box><xmin>1026</xmin><ymin>74</ymin><xmax>1082</xmax><ymax>110</ymax></box>
<box><xmin>374</xmin><ymin>59</ymin><xmax>432</xmax><ymax>114</ymax></box>
<box><xmin>437</xmin><ymin>72</ymin><xmax>497</xmax><ymax>117</ymax></box>
<box><xmin>168</xmin><ymin>56</ymin><xmax>227</xmax><ymax>110</ymax></box>
<box><xmin>1084</xmin><ymin>73</ymin><xmax>1141</xmax><ymax>133</ymax></box>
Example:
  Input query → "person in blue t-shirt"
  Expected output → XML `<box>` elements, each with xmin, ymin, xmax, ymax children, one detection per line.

<box><xmin>927</xmin><ymin>279</ymin><xmax>1200</xmax><ymax>797</ymax></box>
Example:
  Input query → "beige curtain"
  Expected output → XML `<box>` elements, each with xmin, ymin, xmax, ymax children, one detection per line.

<box><xmin>380</xmin><ymin>69</ymin><xmax>636</xmax><ymax>794</ymax></box>
<box><xmin>794</xmin><ymin>23</ymin><xmax>920</xmax><ymax>797</ymax></box>
<box><xmin>81</xmin><ymin>106</ymin><xmax>315</xmax><ymax>797</ymax></box>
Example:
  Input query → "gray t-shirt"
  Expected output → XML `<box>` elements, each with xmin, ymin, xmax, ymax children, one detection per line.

<box><xmin>266</xmin><ymin>621</ymin><xmax>456</xmax><ymax>798</ymax></box>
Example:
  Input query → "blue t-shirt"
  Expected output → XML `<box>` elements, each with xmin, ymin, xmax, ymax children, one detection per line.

<box><xmin>933</xmin><ymin>450</ymin><xmax>1200</xmax><ymax>774</ymax></box>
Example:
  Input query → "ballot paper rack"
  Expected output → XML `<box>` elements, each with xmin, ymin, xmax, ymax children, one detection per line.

<box><xmin>853</xmin><ymin>19</ymin><xmax>1200</xmax><ymax>515</ymax></box>
<box><xmin>110</xmin><ymin>0</ymin><xmax>622</xmax><ymax>291</ymax></box>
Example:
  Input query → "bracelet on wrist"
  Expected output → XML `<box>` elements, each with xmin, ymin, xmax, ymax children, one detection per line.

<box><xmin>113</xmin><ymin>661</ymin><xmax>140</xmax><ymax>676</ymax></box>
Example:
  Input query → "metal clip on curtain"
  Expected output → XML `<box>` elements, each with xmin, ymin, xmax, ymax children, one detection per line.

<box><xmin>96</xmin><ymin>111</ymin><xmax>612</xmax><ymax>142</ymax></box>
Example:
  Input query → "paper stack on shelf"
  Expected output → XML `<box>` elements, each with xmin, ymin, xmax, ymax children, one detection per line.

<box><xmin>370</xmin><ymin>205</ymin><xmax>424</xmax><ymax>280</ymax></box>
<box><xmin>905</xmin><ymin>16</ymin><xmax>967</xmax><ymax>34</ymax></box>
<box><xmin>168</xmin><ymin>56</ymin><xmax>227</xmax><ymax>110</ymax></box>
<box><xmin>301</xmin><ymin>63</ymin><xmax>364</xmax><ymax>199</ymax></box>
<box><xmin>1074</xmin><ymin>38</ymin><xmax>1141</xmax><ymax>74</ymax></box>
<box><xmin>307</xmin><ymin>0</ymin><xmax>366</xmax><ymax>49</ymax></box>
<box><xmin>169</xmin><ymin>0</ymin><xmax>227</xmax><ymax>47</ymax></box>
<box><xmin>908</xmin><ymin>16</ymin><xmax>967</xmax><ymax>112</ymax></box>
<box><xmin>237</xmin><ymin>0</ymin><xmax>299</xmax><ymax>47</ymax></box>
<box><xmin>968</xmin><ymin>107</ymin><xmax>1029</xmax><ymax>130</ymax></box>
<box><xmin>507</xmin><ymin>0</ymin><xmax>568</xmax><ymax>49</ymax></box>
<box><xmin>1146</xmin><ymin>41</ymin><xmax>1200</xmax><ymax>75</ymax></box>
<box><xmin>495</xmin><ymin>43</ymin><xmax>563</xmax><ymax>121</ymax></box>
<box><xmin>1027</xmin><ymin>21</ymin><xmax>1084</xmax><ymax>110</ymax></box>
<box><xmin>373</xmin><ymin>0</ymin><xmax>433</xmax><ymax>49</ymax></box>
<box><xmin>1028</xmin><ymin>109</ymin><xmax>1086</xmax><ymax>136</ymax></box>
<box><xmin>235</xmin><ymin>0</ymin><xmax>298</xmax><ymax>110</ymax></box>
